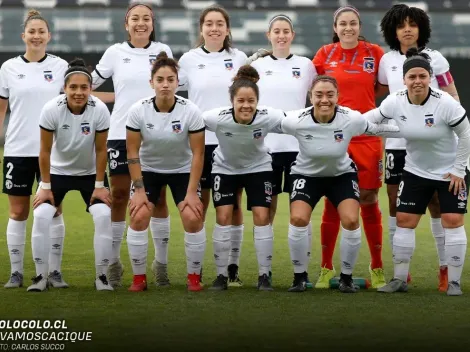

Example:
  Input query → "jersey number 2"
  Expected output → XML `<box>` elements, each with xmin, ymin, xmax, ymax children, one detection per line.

<box><xmin>5</xmin><ymin>162</ymin><xmax>13</xmax><ymax>180</ymax></box>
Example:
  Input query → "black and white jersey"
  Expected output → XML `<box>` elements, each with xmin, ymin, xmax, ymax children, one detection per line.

<box><xmin>251</xmin><ymin>54</ymin><xmax>317</xmax><ymax>153</ymax></box>
<box><xmin>203</xmin><ymin>106</ymin><xmax>285</xmax><ymax>175</ymax></box>
<box><xmin>378</xmin><ymin>48</ymin><xmax>451</xmax><ymax>150</ymax></box>
<box><xmin>39</xmin><ymin>94</ymin><xmax>110</xmax><ymax>176</ymax></box>
<box><xmin>282</xmin><ymin>106</ymin><xmax>369</xmax><ymax>177</ymax></box>
<box><xmin>376</xmin><ymin>88</ymin><xmax>468</xmax><ymax>180</ymax></box>
<box><xmin>92</xmin><ymin>41</ymin><xmax>173</xmax><ymax>141</ymax></box>
<box><xmin>0</xmin><ymin>54</ymin><xmax>68</xmax><ymax>157</ymax></box>
<box><xmin>178</xmin><ymin>47</ymin><xmax>247</xmax><ymax>145</ymax></box>
<box><xmin>126</xmin><ymin>95</ymin><xmax>204</xmax><ymax>174</ymax></box>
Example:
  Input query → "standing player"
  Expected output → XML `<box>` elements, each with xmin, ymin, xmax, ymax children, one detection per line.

<box><xmin>29</xmin><ymin>59</ymin><xmax>113</xmax><ymax>292</ymax></box>
<box><xmin>91</xmin><ymin>2</ymin><xmax>173</xmax><ymax>288</ymax></box>
<box><xmin>366</xmin><ymin>49</ymin><xmax>470</xmax><ymax>296</ymax></box>
<box><xmin>249</xmin><ymin>14</ymin><xmax>317</xmax><ymax>285</ymax></box>
<box><xmin>0</xmin><ymin>10</ymin><xmax>69</xmax><ymax>289</ymax></box>
<box><xmin>125</xmin><ymin>52</ymin><xmax>206</xmax><ymax>292</ymax></box>
<box><xmin>313</xmin><ymin>6</ymin><xmax>388</xmax><ymax>289</ymax></box>
<box><xmin>172</xmin><ymin>5</ymin><xmax>247</xmax><ymax>286</ymax></box>
<box><xmin>379</xmin><ymin>4</ymin><xmax>461</xmax><ymax>291</ymax></box>
<box><xmin>203</xmin><ymin>66</ymin><xmax>285</xmax><ymax>291</ymax></box>
<box><xmin>283</xmin><ymin>76</ymin><xmax>398</xmax><ymax>292</ymax></box>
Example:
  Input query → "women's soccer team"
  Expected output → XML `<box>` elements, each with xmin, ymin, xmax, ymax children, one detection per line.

<box><xmin>1</xmin><ymin>2</ymin><xmax>468</xmax><ymax>295</ymax></box>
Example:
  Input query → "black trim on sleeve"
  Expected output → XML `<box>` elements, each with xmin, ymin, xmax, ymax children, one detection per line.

<box><xmin>40</xmin><ymin>125</ymin><xmax>55</xmax><ymax>132</ymax></box>
<box><xmin>126</xmin><ymin>126</ymin><xmax>141</xmax><ymax>132</ymax></box>
<box><xmin>94</xmin><ymin>68</ymin><xmax>108</xmax><ymax>80</ymax></box>
<box><xmin>189</xmin><ymin>127</ymin><xmax>205</xmax><ymax>134</ymax></box>
<box><xmin>0</xmin><ymin>95</ymin><xmax>8</xmax><ymax>100</ymax></box>
<box><xmin>96</xmin><ymin>128</ymin><xmax>109</xmax><ymax>133</ymax></box>
<box><xmin>379</xmin><ymin>110</ymin><xmax>392</xmax><ymax>119</ymax></box>
<box><xmin>377</xmin><ymin>82</ymin><xmax>388</xmax><ymax>87</ymax></box>
<box><xmin>449</xmin><ymin>113</ymin><xmax>468</xmax><ymax>128</ymax></box>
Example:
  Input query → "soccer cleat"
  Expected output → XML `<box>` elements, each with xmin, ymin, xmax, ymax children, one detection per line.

<box><xmin>228</xmin><ymin>264</ymin><xmax>243</xmax><ymax>287</ymax></box>
<box><xmin>152</xmin><ymin>260</ymin><xmax>170</xmax><ymax>287</ymax></box>
<box><xmin>438</xmin><ymin>266</ymin><xmax>448</xmax><ymax>292</ymax></box>
<box><xmin>209</xmin><ymin>274</ymin><xmax>228</xmax><ymax>291</ymax></box>
<box><xmin>257</xmin><ymin>273</ymin><xmax>273</xmax><ymax>291</ymax></box>
<box><xmin>315</xmin><ymin>266</ymin><xmax>336</xmax><ymax>289</ymax></box>
<box><xmin>338</xmin><ymin>273</ymin><xmax>358</xmax><ymax>293</ymax></box>
<box><xmin>47</xmin><ymin>270</ymin><xmax>69</xmax><ymax>288</ymax></box>
<box><xmin>128</xmin><ymin>275</ymin><xmax>147</xmax><ymax>292</ymax></box>
<box><xmin>4</xmin><ymin>271</ymin><xmax>23</xmax><ymax>288</ymax></box>
<box><xmin>377</xmin><ymin>278</ymin><xmax>408</xmax><ymax>293</ymax></box>
<box><xmin>287</xmin><ymin>272</ymin><xmax>307</xmax><ymax>292</ymax></box>
<box><xmin>187</xmin><ymin>273</ymin><xmax>203</xmax><ymax>292</ymax></box>
<box><xmin>27</xmin><ymin>274</ymin><xmax>48</xmax><ymax>292</ymax></box>
<box><xmin>447</xmin><ymin>281</ymin><xmax>463</xmax><ymax>296</ymax></box>
<box><xmin>95</xmin><ymin>274</ymin><xmax>114</xmax><ymax>291</ymax></box>
<box><xmin>369</xmin><ymin>265</ymin><xmax>386</xmax><ymax>289</ymax></box>
<box><xmin>107</xmin><ymin>261</ymin><xmax>124</xmax><ymax>288</ymax></box>
<box><xmin>305</xmin><ymin>273</ymin><xmax>313</xmax><ymax>289</ymax></box>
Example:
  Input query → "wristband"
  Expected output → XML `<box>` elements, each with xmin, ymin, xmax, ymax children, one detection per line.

<box><xmin>41</xmin><ymin>182</ymin><xmax>51</xmax><ymax>190</ymax></box>
<box><xmin>95</xmin><ymin>181</ymin><xmax>105</xmax><ymax>188</ymax></box>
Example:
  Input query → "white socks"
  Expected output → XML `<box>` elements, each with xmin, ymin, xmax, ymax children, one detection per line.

<box><xmin>150</xmin><ymin>216</ymin><xmax>170</xmax><ymax>264</ymax></box>
<box><xmin>431</xmin><ymin>218</ymin><xmax>446</xmax><ymax>267</ymax></box>
<box><xmin>288</xmin><ymin>224</ymin><xmax>308</xmax><ymax>273</ymax></box>
<box><xmin>6</xmin><ymin>218</ymin><xmax>26</xmax><ymax>274</ymax></box>
<box><xmin>184</xmin><ymin>227</ymin><xmax>206</xmax><ymax>275</ymax></box>
<box><xmin>111</xmin><ymin>221</ymin><xmax>126</xmax><ymax>265</ymax></box>
<box><xmin>127</xmin><ymin>227</ymin><xmax>148</xmax><ymax>275</ymax></box>
<box><xmin>254</xmin><ymin>225</ymin><xmax>273</xmax><ymax>276</ymax></box>
<box><xmin>392</xmin><ymin>226</ymin><xmax>416</xmax><ymax>282</ymax></box>
<box><xmin>213</xmin><ymin>224</ymin><xmax>231</xmax><ymax>276</ymax></box>
<box><xmin>340</xmin><ymin>226</ymin><xmax>361</xmax><ymax>275</ymax></box>
<box><xmin>31</xmin><ymin>203</ymin><xmax>57</xmax><ymax>277</ymax></box>
<box><xmin>388</xmin><ymin>216</ymin><xmax>397</xmax><ymax>248</ymax></box>
<box><xmin>49</xmin><ymin>214</ymin><xmax>65</xmax><ymax>273</ymax></box>
<box><xmin>445</xmin><ymin>226</ymin><xmax>467</xmax><ymax>284</ymax></box>
<box><xmin>89</xmin><ymin>204</ymin><xmax>113</xmax><ymax>277</ymax></box>
<box><xmin>228</xmin><ymin>224</ymin><xmax>244</xmax><ymax>267</ymax></box>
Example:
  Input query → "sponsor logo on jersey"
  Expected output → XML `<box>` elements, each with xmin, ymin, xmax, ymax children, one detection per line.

<box><xmin>305</xmin><ymin>134</ymin><xmax>313</xmax><ymax>140</ymax></box>
<box><xmin>172</xmin><ymin>121</ymin><xmax>182</xmax><ymax>133</ymax></box>
<box><xmin>292</xmin><ymin>68</ymin><xmax>301</xmax><ymax>78</ymax></box>
<box><xmin>334</xmin><ymin>130</ymin><xmax>343</xmax><ymax>142</ymax></box>
<box><xmin>400</xmin><ymin>115</ymin><xmax>407</xmax><ymax>122</ymax></box>
<box><xmin>81</xmin><ymin>122</ymin><xmax>91</xmax><ymax>135</ymax></box>
<box><xmin>458</xmin><ymin>201</ymin><xmax>466</xmax><ymax>209</ymax></box>
<box><xmin>425</xmin><ymin>117</ymin><xmax>435</xmax><ymax>127</ymax></box>
<box><xmin>224</xmin><ymin>59</ymin><xmax>233</xmax><ymax>70</ymax></box>
<box><xmin>146</xmin><ymin>123</ymin><xmax>154</xmax><ymax>130</ymax></box>
<box><xmin>43</xmin><ymin>71</ymin><xmax>53</xmax><ymax>82</ymax></box>
<box><xmin>264</xmin><ymin>182</ymin><xmax>272</xmax><ymax>196</ymax></box>
<box><xmin>363</xmin><ymin>57</ymin><xmax>375</xmax><ymax>73</ymax></box>
<box><xmin>17</xmin><ymin>74</ymin><xmax>25</xmax><ymax>79</ymax></box>
<box><xmin>5</xmin><ymin>180</ymin><xmax>12</xmax><ymax>190</ymax></box>
<box><xmin>123</xmin><ymin>58</ymin><xmax>131</xmax><ymax>63</ymax></box>
<box><xmin>458</xmin><ymin>189</ymin><xmax>467</xmax><ymax>201</ymax></box>
<box><xmin>224</xmin><ymin>132</ymin><xmax>233</xmax><ymax>137</ymax></box>
<box><xmin>391</xmin><ymin>66</ymin><xmax>397</xmax><ymax>71</ymax></box>
<box><xmin>149</xmin><ymin>55</ymin><xmax>157</xmax><ymax>65</ymax></box>
<box><xmin>253</xmin><ymin>128</ymin><xmax>262</xmax><ymax>139</ymax></box>
<box><xmin>265</xmin><ymin>70</ymin><xmax>273</xmax><ymax>76</ymax></box>
<box><xmin>61</xmin><ymin>124</ymin><xmax>70</xmax><ymax>130</ymax></box>
<box><xmin>329</xmin><ymin>61</ymin><xmax>338</xmax><ymax>68</ymax></box>
<box><xmin>213</xmin><ymin>192</ymin><xmax>221</xmax><ymax>202</ymax></box>
<box><xmin>197</xmin><ymin>64</ymin><xmax>205</xmax><ymax>69</ymax></box>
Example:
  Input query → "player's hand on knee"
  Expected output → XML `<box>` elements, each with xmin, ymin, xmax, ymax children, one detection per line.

<box><xmin>90</xmin><ymin>187</ymin><xmax>112</xmax><ymax>207</ymax></box>
<box><xmin>444</xmin><ymin>173</ymin><xmax>465</xmax><ymax>195</ymax></box>
<box><xmin>128</xmin><ymin>190</ymin><xmax>150</xmax><ymax>218</ymax></box>
<box><xmin>180</xmin><ymin>192</ymin><xmax>203</xmax><ymax>220</ymax></box>
<box><xmin>33</xmin><ymin>188</ymin><xmax>54</xmax><ymax>209</ymax></box>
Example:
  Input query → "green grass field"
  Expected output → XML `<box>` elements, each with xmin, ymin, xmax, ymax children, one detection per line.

<box><xmin>1</xmin><ymin>164</ymin><xmax>470</xmax><ymax>351</ymax></box>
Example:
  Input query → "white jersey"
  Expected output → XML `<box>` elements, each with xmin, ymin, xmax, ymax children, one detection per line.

<box><xmin>178</xmin><ymin>47</ymin><xmax>247</xmax><ymax>145</ymax></box>
<box><xmin>0</xmin><ymin>54</ymin><xmax>68</xmax><ymax>157</ymax></box>
<box><xmin>203</xmin><ymin>106</ymin><xmax>285</xmax><ymax>175</ymax></box>
<box><xmin>378</xmin><ymin>48</ymin><xmax>451</xmax><ymax>150</ymax></box>
<box><xmin>39</xmin><ymin>94</ymin><xmax>110</xmax><ymax>176</ymax></box>
<box><xmin>92</xmin><ymin>41</ymin><xmax>173</xmax><ymax>141</ymax></box>
<box><xmin>251</xmin><ymin>54</ymin><xmax>317</xmax><ymax>153</ymax></box>
<box><xmin>126</xmin><ymin>95</ymin><xmax>204</xmax><ymax>174</ymax></box>
<box><xmin>377</xmin><ymin>88</ymin><xmax>467</xmax><ymax>180</ymax></box>
<box><xmin>282</xmin><ymin>106</ymin><xmax>369</xmax><ymax>177</ymax></box>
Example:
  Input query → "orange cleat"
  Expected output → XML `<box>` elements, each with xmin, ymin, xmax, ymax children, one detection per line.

<box><xmin>407</xmin><ymin>273</ymin><xmax>412</xmax><ymax>283</ymax></box>
<box><xmin>128</xmin><ymin>274</ymin><xmax>147</xmax><ymax>292</ymax></box>
<box><xmin>187</xmin><ymin>273</ymin><xmax>203</xmax><ymax>292</ymax></box>
<box><xmin>438</xmin><ymin>266</ymin><xmax>448</xmax><ymax>292</ymax></box>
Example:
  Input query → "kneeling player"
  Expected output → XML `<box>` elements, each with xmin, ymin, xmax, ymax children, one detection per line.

<box><xmin>29</xmin><ymin>59</ymin><xmax>113</xmax><ymax>292</ymax></box>
<box><xmin>125</xmin><ymin>52</ymin><xmax>206</xmax><ymax>292</ymax></box>
<box><xmin>282</xmin><ymin>75</ymin><xmax>398</xmax><ymax>293</ymax></box>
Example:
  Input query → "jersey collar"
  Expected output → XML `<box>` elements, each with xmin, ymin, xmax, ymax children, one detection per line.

<box><xmin>66</xmin><ymin>99</ymin><xmax>87</xmax><ymax>115</ymax></box>
<box><xmin>21</xmin><ymin>54</ymin><xmax>47</xmax><ymax>63</ymax></box>
<box><xmin>201</xmin><ymin>46</ymin><xmax>224</xmax><ymax>54</ymax></box>
<box><xmin>406</xmin><ymin>88</ymin><xmax>431</xmax><ymax>106</ymax></box>
<box><xmin>232</xmin><ymin>108</ymin><xmax>257</xmax><ymax>125</ymax></box>
<box><xmin>127</xmin><ymin>41</ymin><xmax>151</xmax><ymax>49</ymax></box>
<box><xmin>270</xmin><ymin>54</ymin><xmax>293</xmax><ymax>60</ymax></box>
<box><xmin>153</xmin><ymin>96</ymin><xmax>176</xmax><ymax>113</ymax></box>
<box><xmin>310</xmin><ymin>106</ymin><xmax>337</xmax><ymax>124</ymax></box>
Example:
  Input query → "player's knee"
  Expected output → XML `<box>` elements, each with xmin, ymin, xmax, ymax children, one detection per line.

<box><xmin>290</xmin><ymin>213</ymin><xmax>309</xmax><ymax>227</ymax></box>
<box><xmin>396</xmin><ymin>213</ymin><xmax>419</xmax><ymax>229</ymax></box>
<box><xmin>341</xmin><ymin>214</ymin><xmax>359</xmax><ymax>231</ymax></box>
<box><xmin>216</xmin><ymin>209</ymin><xmax>232</xmax><ymax>226</ymax></box>
<box><xmin>183</xmin><ymin>210</ymin><xmax>203</xmax><ymax>233</ymax></box>
<box><xmin>253</xmin><ymin>209</ymin><xmax>270</xmax><ymax>226</ymax></box>
<box><xmin>111</xmin><ymin>187</ymin><xmax>129</xmax><ymax>206</ymax></box>
<box><xmin>441</xmin><ymin>213</ymin><xmax>464</xmax><ymax>228</ymax></box>
<box><xmin>359</xmin><ymin>188</ymin><xmax>378</xmax><ymax>204</ymax></box>
<box><xmin>9</xmin><ymin>203</ymin><xmax>30</xmax><ymax>221</ymax></box>
<box><xmin>130</xmin><ymin>207</ymin><xmax>151</xmax><ymax>231</ymax></box>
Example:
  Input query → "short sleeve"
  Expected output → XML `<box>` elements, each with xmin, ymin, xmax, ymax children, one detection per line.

<box><xmin>203</xmin><ymin>109</ymin><xmax>219</xmax><ymax>132</ymax></box>
<box><xmin>281</xmin><ymin>109</ymin><xmax>301</xmax><ymax>136</ymax></box>
<box><xmin>350</xmin><ymin>111</ymin><xmax>368</xmax><ymax>136</ymax></box>
<box><xmin>96</xmin><ymin>103</ymin><xmax>110</xmax><ymax>132</ymax></box>
<box><xmin>39</xmin><ymin>101</ymin><xmax>57</xmax><ymax>132</ymax></box>
<box><xmin>188</xmin><ymin>104</ymin><xmax>205</xmax><ymax>133</ymax></box>
<box><xmin>92</xmin><ymin>46</ymin><xmax>115</xmax><ymax>89</ymax></box>
<box><xmin>312</xmin><ymin>46</ymin><xmax>327</xmax><ymax>75</ymax></box>
<box><xmin>378</xmin><ymin>55</ymin><xmax>388</xmax><ymax>86</ymax></box>
<box><xmin>0</xmin><ymin>64</ymin><xmax>10</xmax><ymax>99</ymax></box>
<box><xmin>125</xmin><ymin>103</ymin><xmax>142</xmax><ymax>132</ymax></box>
<box><xmin>374</xmin><ymin>45</ymin><xmax>385</xmax><ymax>76</ymax></box>
<box><xmin>445</xmin><ymin>95</ymin><xmax>467</xmax><ymax>128</ymax></box>
<box><xmin>432</xmin><ymin>51</ymin><xmax>452</xmax><ymax>87</ymax></box>
<box><xmin>177</xmin><ymin>53</ymin><xmax>189</xmax><ymax>91</ymax></box>
<box><xmin>267</xmin><ymin>108</ymin><xmax>286</xmax><ymax>133</ymax></box>
<box><xmin>378</xmin><ymin>94</ymin><xmax>396</xmax><ymax>120</ymax></box>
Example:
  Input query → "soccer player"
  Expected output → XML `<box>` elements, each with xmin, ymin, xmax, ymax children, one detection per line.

<box><xmin>249</xmin><ymin>14</ymin><xmax>317</xmax><ymax>285</ymax></box>
<box><xmin>283</xmin><ymin>76</ymin><xmax>398</xmax><ymax>293</ymax></box>
<box><xmin>365</xmin><ymin>49</ymin><xmax>470</xmax><ymax>296</ymax></box>
<box><xmin>313</xmin><ymin>6</ymin><xmax>387</xmax><ymax>288</ymax></box>
<box><xmin>172</xmin><ymin>5</ymin><xmax>248</xmax><ymax>286</ymax></box>
<box><xmin>125</xmin><ymin>52</ymin><xmax>206</xmax><ymax>292</ymax></box>
<box><xmin>203</xmin><ymin>65</ymin><xmax>285</xmax><ymax>291</ymax></box>
<box><xmin>91</xmin><ymin>2</ymin><xmax>173</xmax><ymax>288</ymax></box>
<box><xmin>28</xmin><ymin>59</ymin><xmax>113</xmax><ymax>292</ymax></box>
<box><xmin>378</xmin><ymin>4</ymin><xmax>461</xmax><ymax>291</ymax></box>
<box><xmin>0</xmin><ymin>10</ymin><xmax>69</xmax><ymax>289</ymax></box>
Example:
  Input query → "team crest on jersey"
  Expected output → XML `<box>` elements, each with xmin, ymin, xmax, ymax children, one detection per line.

<box><xmin>81</xmin><ymin>122</ymin><xmax>91</xmax><ymax>135</ymax></box>
<box><xmin>425</xmin><ymin>117</ymin><xmax>435</xmax><ymax>127</ymax></box>
<box><xmin>149</xmin><ymin>55</ymin><xmax>157</xmax><ymax>65</ymax></box>
<box><xmin>224</xmin><ymin>59</ymin><xmax>233</xmax><ymax>70</ymax></box>
<box><xmin>363</xmin><ymin>57</ymin><xmax>375</xmax><ymax>73</ymax></box>
<box><xmin>253</xmin><ymin>129</ymin><xmax>263</xmax><ymax>139</ymax></box>
<box><xmin>458</xmin><ymin>189</ymin><xmax>467</xmax><ymax>201</ymax></box>
<box><xmin>329</xmin><ymin>61</ymin><xmax>338</xmax><ymax>68</ymax></box>
<box><xmin>292</xmin><ymin>68</ymin><xmax>301</xmax><ymax>78</ymax></box>
<box><xmin>334</xmin><ymin>130</ymin><xmax>344</xmax><ymax>142</ymax></box>
<box><xmin>172</xmin><ymin>121</ymin><xmax>182</xmax><ymax>133</ymax></box>
<box><xmin>43</xmin><ymin>71</ymin><xmax>53</xmax><ymax>82</ymax></box>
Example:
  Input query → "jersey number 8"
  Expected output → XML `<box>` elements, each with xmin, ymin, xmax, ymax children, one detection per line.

<box><xmin>213</xmin><ymin>175</ymin><xmax>221</xmax><ymax>192</ymax></box>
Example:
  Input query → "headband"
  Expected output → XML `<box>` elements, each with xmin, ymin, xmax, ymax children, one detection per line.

<box><xmin>403</xmin><ymin>55</ymin><xmax>431</xmax><ymax>76</ymax></box>
<box><xmin>125</xmin><ymin>3</ymin><xmax>154</xmax><ymax>22</ymax></box>
<box><xmin>64</xmin><ymin>70</ymin><xmax>92</xmax><ymax>82</ymax></box>
<box><xmin>333</xmin><ymin>6</ymin><xmax>360</xmax><ymax>22</ymax></box>
<box><xmin>268</xmin><ymin>15</ymin><xmax>293</xmax><ymax>29</ymax></box>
